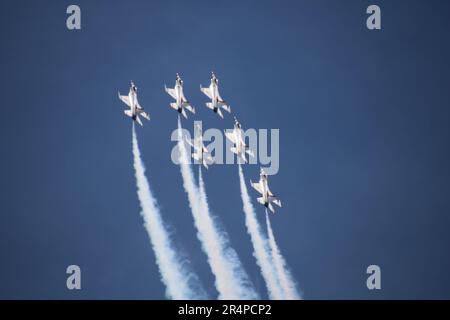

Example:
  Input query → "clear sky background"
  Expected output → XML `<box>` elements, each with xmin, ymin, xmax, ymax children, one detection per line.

<box><xmin>0</xmin><ymin>0</ymin><xmax>449</xmax><ymax>299</ymax></box>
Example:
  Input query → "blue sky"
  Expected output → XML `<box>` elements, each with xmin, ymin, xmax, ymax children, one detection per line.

<box><xmin>0</xmin><ymin>0</ymin><xmax>449</xmax><ymax>299</ymax></box>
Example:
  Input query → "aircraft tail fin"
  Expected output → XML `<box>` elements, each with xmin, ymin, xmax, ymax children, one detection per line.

<box><xmin>124</xmin><ymin>110</ymin><xmax>132</xmax><ymax>117</ymax></box>
<box><xmin>268</xmin><ymin>203</ymin><xmax>275</xmax><ymax>214</ymax></box>
<box><xmin>181</xmin><ymin>108</ymin><xmax>188</xmax><ymax>119</ymax></box>
<box><xmin>230</xmin><ymin>147</ymin><xmax>238</xmax><ymax>154</ymax></box>
<box><xmin>206</xmin><ymin>102</ymin><xmax>214</xmax><ymax>110</ymax></box>
<box><xmin>170</xmin><ymin>102</ymin><xmax>178</xmax><ymax>110</ymax></box>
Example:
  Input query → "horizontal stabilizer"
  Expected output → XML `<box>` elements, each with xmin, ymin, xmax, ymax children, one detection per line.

<box><xmin>183</xmin><ymin>103</ymin><xmax>195</xmax><ymax>114</ymax></box>
<box><xmin>272</xmin><ymin>199</ymin><xmax>282</xmax><ymax>207</ymax></box>
<box><xmin>140</xmin><ymin>111</ymin><xmax>150</xmax><ymax>121</ymax></box>
<box><xmin>219</xmin><ymin>103</ymin><xmax>231</xmax><ymax>113</ymax></box>
<box><xmin>124</xmin><ymin>110</ymin><xmax>133</xmax><ymax>117</ymax></box>
<box><xmin>246</xmin><ymin>148</ymin><xmax>255</xmax><ymax>157</ymax></box>
<box><xmin>202</xmin><ymin>159</ymin><xmax>209</xmax><ymax>170</ymax></box>
<box><xmin>205</xmin><ymin>154</ymin><xmax>214</xmax><ymax>164</ymax></box>
<box><xmin>217</xmin><ymin>107</ymin><xmax>224</xmax><ymax>119</ymax></box>
<box><xmin>240</xmin><ymin>152</ymin><xmax>248</xmax><ymax>164</ymax></box>
<box><xmin>135</xmin><ymin>115</ymin><xmax>143</xmax><ymax>126</ymax></box>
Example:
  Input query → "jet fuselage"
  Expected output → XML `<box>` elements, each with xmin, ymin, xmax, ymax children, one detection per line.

<box><xmin>210</xmin><ymin>80</ymin><xmax>220</xmax><ymax>110</ymax></box>
<box><xmin>128</xmin><ymin>87</ymin><xmax>138</xmax><ymax>117</ymax></box>
<box><xmin>175</xmin><ymin>81</ymin><xmax>183</xmax><ymax>108</ymax></box>
<box><xmin>260</xmin><ymin>175</ymin><xmax>269</xmax><ymax>204</ymax></box>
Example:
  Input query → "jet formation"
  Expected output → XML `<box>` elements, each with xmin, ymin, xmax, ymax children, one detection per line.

<box><xmin>117</xmin><ymin>73</ymin><xmax>282</xmax><ymax>213</ymax></box>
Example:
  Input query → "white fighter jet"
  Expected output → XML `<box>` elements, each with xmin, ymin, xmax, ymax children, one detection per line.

<box><xmin>118</xmin><ymin>81</ymin><xmax>150</xmax><ymax>126</ymax></box>
<box><xmin>186</xmin><ymin>123</ymin><xmax>213</xmax><ymax>169</ymax></box>
<box><xmin>186</xmin><ymin>124</ymin><xmax>213</xmax><ymax>169</ymax></box>
<box><xmin>200</xmin><ymin>72</ymin><xmax>231</xmax><ymax>118</ymax></box>
<box><xmin>225</xmin><ymin>117</ymin><xmax>254</xmax><ymax>163</ymax></box>
<box><xmin>165</xmin><ymin>73</ymin><xmax>195</xmax><ymax>119</ymax></box>
<box><xmin>251</xmin><ymin>168</ymin><xmax>282</xmax><ymax>214</ymax></box>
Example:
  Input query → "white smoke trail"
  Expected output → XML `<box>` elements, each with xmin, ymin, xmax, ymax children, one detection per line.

<box><xmin>238</xmin><ymin>165</ymin><xmax>284</xmax><ymax>299</ymax></box>
<box><xmin>177</xmin><ymin>117</ymin><xmax>259</xmax><ymax>300</ymax></box>
<box><xmin>265</xmin><ymin>212</ymin><xmax>302</xmax><ymax>300</ymax></box>
<box><xmin>132</xmin><ymin>124</ymin><xmax>205</xmax><ymax>300</ymax></box>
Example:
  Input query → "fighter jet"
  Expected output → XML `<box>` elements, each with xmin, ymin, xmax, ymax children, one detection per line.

<box><xmin>251</xmin><ymin>168</ymin><xmax>282</xmax><ymax>214</ymax></box>
<box><xmin>186</xmin><ymin>123</ymin><xmax>213</xmax><ymax>169</ymax></box>
<box><xmin>118</xmin><ymin>81</ymin><xmax>150</xmax><ymax>126</ymax></box>
<box><xmin>200</xmin><ymin>72</ymin><xmax>231</xmax><ymax>118</ymax></box>
<box><xmin>165</xmin><ymin>73</ymin><xmax>195</xmax><ymax>119</ymax></box>
<box><xmin>225</xmin><ymin>117</ymin><xmax>254</xmax><ymax>163</ymax></box>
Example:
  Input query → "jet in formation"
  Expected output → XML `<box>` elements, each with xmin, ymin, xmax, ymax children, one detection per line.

<box><xmin>165</xmin><ymin>73</ymin><xmax>196</xmax><ymax>119</ymax></box>
<box><xmin>225</xmin><ymin>117</ymin><xmax>254</xmax><ymax>163</ymax></box>
<box><xmin>118</xmin><ymin>81</ymin><xmax>150</xmax><ymax>126</ymax></box>
<box><xmin>186</xmin><ymin>123</ymin><xmax>213</xmax><ymax>169</ymax></box>
<box><xmin>251</xmin><ymin>168</ymin><xmax>282</xmax><ymax>214</ymax></box>
<box><xmin>200</xmin><ymin>72</ymin><xmax>231</xmax><ymax>119</ymax></box>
